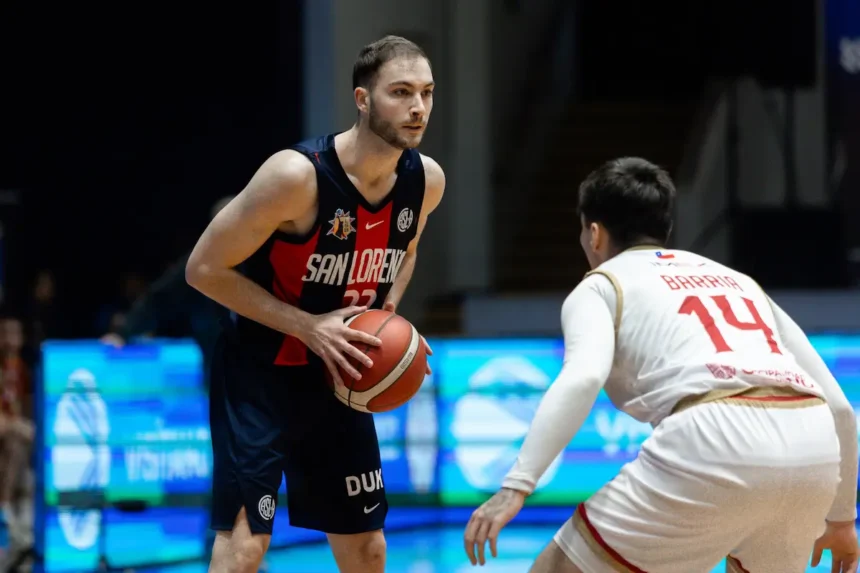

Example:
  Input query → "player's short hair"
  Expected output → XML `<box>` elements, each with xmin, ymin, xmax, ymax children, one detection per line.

<box><xmin>577</xmin><ymin>157</ymin><xmax>675</xmax><ymax>248</ymax></box>
<box><xmin>352</xmin><ymin>35</ymin><xmax>430</xmax><ymax>90</ymax></box>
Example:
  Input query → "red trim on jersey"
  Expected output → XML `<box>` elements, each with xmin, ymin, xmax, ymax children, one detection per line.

<box><xmin>349</xmin><ymin>203</ymin><xmax>394</xmax><ymax>306</ymax></box>
<box><xmin>270</xmin><ymin>231</ymin><xmax>320</xmax><ymax>365</ymax></box>
<box><xmin>726</xmin><ymin>556</ymin><xmax>751</xmax><ymax>573</ymax></box>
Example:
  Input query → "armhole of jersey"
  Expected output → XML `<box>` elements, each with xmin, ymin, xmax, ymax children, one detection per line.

<box><xmin>271</xmin><ymin>146</ymin><xmax>323</xmax><ymax>244</ymax></box>
<box><xmin>413</xmin><ymin>151</ymin><xmax>427</xmax><ymax>211</ymax></box>
<box><xmin>583</xmin><ymin>270</ymin><xmax>623</xmax><ymax>335</ymax></box>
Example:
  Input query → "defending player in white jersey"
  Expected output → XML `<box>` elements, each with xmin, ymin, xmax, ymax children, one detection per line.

<box><xmin>464</xmin><ymin>158</ymin><xmax>859</xmax><ymax>572</ymax></box>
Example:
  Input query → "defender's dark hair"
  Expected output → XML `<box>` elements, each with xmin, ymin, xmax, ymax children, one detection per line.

<box><xmin>352</xmin><ymin>35</ymin><xmax>429</xmax><ymax>90</ymax></box>
<box><xmin>577</xmin><ymin>157</ymin><xmax>675</xmax><ymax>248</ymax></box>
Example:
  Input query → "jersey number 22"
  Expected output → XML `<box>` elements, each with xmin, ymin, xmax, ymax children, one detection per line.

<box><xmin>343</xmin><ymin>289</ymin><xmax>377</xmax><ymax>308</ymax></box>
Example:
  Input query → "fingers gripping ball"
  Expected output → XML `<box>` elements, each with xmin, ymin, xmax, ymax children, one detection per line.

<box><xmin>328</xmin><ymin>310</ymin><xmax>427</xmax><ymax>413</ymax></box>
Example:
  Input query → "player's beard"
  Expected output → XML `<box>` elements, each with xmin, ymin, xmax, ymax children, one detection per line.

<box><xmin>367</xmin><ymin>99</ymin><xmax>416</xmax><ymax>150</ymax></box>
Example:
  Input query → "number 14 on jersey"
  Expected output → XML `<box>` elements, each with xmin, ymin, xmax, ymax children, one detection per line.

<box><xmin>679</xmin><ymin>294</ymin><xmax>782</xmax><ymax>354</ymax></box>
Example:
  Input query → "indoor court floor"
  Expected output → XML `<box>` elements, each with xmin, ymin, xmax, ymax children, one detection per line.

<box><xmin>136</xmin><ymin>525</ymin><xmax>843</xmax><ymax>573</ymax></box>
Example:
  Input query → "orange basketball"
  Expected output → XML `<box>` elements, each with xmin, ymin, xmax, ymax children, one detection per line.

<box><xmin>328</xmin><ymin>309</ymin><xmax>427</xmax><ymax>413</ymax></box>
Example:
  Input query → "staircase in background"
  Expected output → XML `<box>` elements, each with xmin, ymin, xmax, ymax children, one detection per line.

<box><xmin>424</xmin><ymin>1</ymin><xmax>706</xmax><ymax>329</ymax></box>
<box><xmin>496</xmin><ymin>100</ymin><xmax>697</xmax><ymax>291</ymax></box>
<box><xmin>423</xmin><ymin>0</ymin><xmax>574</xmax><ymax>334</ymax></box>
<box><xmin>492</xmin><ymin>1</ymin><xmax>710</xmax><ymax>293</ymax></box>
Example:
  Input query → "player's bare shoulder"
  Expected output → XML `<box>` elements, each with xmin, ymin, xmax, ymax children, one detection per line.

<box><xmin>420</xmin><ymin>153</ymin><xmax>445</xmax><ymax>212</ymax></box>
<box><xmin>249</xmin><ymin>149</ymin><xmax>318</xmax><ymax>218</ymax></box>
<box><xmin>186</xmin><ymin>150</ymin><xmax>320</xmax><ymax>275</ymax></box>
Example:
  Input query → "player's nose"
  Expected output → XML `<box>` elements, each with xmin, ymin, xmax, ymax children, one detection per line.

<box><xmin>410</xmin><ymin>98</ymin><xmax>426</xmax><ymax>116</ymax></box>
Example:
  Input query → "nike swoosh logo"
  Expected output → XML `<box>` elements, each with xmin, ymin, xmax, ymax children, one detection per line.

<box><xmin>363</xmin><ymin>503</ymin><xmax>381</xmax><ymax>514</ymax></box>
<box><xmin>366</xmin><ymin>221</ymin><xmax>385</xmax><ymax>230</ymax></box>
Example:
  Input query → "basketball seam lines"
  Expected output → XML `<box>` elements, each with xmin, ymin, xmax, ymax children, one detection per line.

<box><xmin>366</xmin><ymin>327</ymin><xmax>418</xmax><ymax>410</ymax></box>
<box><xmin>348</xmin><ymin>312</ymin><xmax>398</xmax><ymax>409</ymax></box>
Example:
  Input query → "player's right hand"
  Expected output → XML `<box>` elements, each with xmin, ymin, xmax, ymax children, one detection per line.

<box><xmin>812</xmin><ymin>520</ymin><xmax>859</xmax><ymax>572</ymax></box>
<box><xmin>300</xmin><ymin>306</ymin><xmax>382</xmax><ymax>387</ymax></box>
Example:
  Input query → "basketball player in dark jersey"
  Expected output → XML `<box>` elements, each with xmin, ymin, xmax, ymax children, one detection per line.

<box><xmin>186</xmin><ymin>36</ymin><xmax>443</xmax><ymax>573</ymax></box>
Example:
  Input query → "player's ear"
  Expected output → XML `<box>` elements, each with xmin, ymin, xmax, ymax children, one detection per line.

<box><xmin>589</xmin><ymin>222</ymin><xmax>602</xmax><ymax>250</ymax></box>
<box><xmin>354</xmin><ymin>87</ymin><xmax>369</xmax><ymax>114</ymax></box>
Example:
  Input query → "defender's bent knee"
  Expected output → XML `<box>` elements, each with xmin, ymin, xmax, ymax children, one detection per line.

<box><xmin>327</xmin><ymin>530</ymin><xmax>386</xmax><ymax>573</ymax></box>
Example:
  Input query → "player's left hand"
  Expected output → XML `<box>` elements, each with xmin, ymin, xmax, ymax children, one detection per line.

<box><xmin>812</xmin><ymin>520</ymin><xmax>859</xmax><ymax>572</ymax></box>
<box><xmin>464</xmin><ymin>487</ymin><xmax>525</xmax><ymax>566</ymax></box>
<box><xmin>382</xmin><ymin>301</ymin><xmax>432</xmax><ymax>376</ymax></box>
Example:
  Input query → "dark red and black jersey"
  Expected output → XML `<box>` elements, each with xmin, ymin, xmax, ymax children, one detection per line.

<box><xmin>234</xmin><ymin>133</ymin><xmax>425</xmax><ymax>366</ymax></box>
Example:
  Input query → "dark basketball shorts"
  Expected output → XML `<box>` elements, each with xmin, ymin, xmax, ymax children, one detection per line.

<box><xmin>208</xmin><ymin>334</ymin><xmax>387</xmax><ymax>535</ymax></box>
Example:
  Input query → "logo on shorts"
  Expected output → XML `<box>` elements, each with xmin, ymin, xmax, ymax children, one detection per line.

<box><xmin>397</xmin><ymin>208</ymin><xmax>414</xmax><ymax>232</ymax></box>
<box><xmin>258</xmin><ymin>495</ymin><xmax>276</xmax><ymax>520</ymax></box>
<box><xmin>327</xmin><ymin>208</ymin><xmax>355</xmax><ymax>240</ymax></box>
<box><xmin>345</xmin><ymin>469</ymin><xmax>384</xmax><ymax>497</ymax></box>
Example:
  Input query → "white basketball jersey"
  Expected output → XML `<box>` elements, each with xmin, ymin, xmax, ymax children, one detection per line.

<box><xmin>591</xmin><ymin>247</ymin><xmax>825</xmax><ymax>425</ymax></box>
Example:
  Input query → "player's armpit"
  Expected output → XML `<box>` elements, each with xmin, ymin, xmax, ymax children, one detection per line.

<box><xmin>184</xmin><ymin>150</ymin><xmax>319</xmax><ymax>336</ymax></box>
<box><xmin>382</xmin><ymin>155</ymin><xmax>445</xmax><ymax>313</ymax></box>
<box><xmin>407</xmin><ymin>154</ymin><xmax>445</xmax><ymax>256</ymax></box>
<box><xmin>501</xmin><ymin>282</ymin><xmax>615</xmax><ymax>494</ymax></box>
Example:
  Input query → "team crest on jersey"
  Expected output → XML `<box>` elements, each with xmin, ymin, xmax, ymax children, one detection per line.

<box><xmin>397</xmin><ymin>208</ymin><xmax>414</xmax><ymax>232</ymax></box>
<box><xmin>327</xmin><ymin>209</ymin><xmax>356</xmax><ymax>240</ymax></box>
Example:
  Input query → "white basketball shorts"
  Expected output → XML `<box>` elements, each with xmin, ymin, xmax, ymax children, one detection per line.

<box><xmin>554</xmin><ymin>387</ymin><xmax>841</xmax><ymax>573</ymax></box>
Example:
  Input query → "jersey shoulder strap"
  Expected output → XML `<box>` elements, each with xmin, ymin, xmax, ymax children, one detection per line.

<box><xmin>584</xmin><ymin>269</ymin><xmax>623</xmax><ymax>334</ymax></box>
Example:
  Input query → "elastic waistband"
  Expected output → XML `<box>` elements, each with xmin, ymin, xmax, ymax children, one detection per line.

<box><xmin>671</xmin><ymin>386</ymin><xmax>826</xmax><ymax>416</ymax></box>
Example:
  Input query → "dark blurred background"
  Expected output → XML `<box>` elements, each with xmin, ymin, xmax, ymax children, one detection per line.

<box><xmin>0</xmin><ymin>0</ymin><xmax>858</xmax><ymax>571</ymax></box>
<box><xmin>1</xmin><ymin>2</ymin><xmax>302</xmax><ymax>336</ymax></box>
<box><xmin>2</xmin><ymin>0</ymin><xmax>858</xmax><ymax>341</ymax></box>
<box><xmin>1</xmin><ymin>0</ymin><xmax>858</xmax><ymax>340</ymax></box>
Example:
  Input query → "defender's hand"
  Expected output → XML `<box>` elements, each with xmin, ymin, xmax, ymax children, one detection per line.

<box><xmin>464</xmin><ymin>488</ymin><xmax>526</xmax><ymax>566</ymax></box>
<box><xmin>812</xmin><ymin>520</ymin><xmax>859</xmax><ymax>572</ymax></box>
<box><xmin>299</xmin><ymin>306</ymin><xmax>382</xmax><ymax>388</ymax></box>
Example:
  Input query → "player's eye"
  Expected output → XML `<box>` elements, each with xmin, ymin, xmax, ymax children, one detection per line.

<box><xmin>422</xmin><ymin>90</ymin><xmax>434</xmax><ymax>97</ymax></box>
<box><xmin>393</xmin><ymin>89</ymin><xmax>409</xmax><ymax>96</ymax></box>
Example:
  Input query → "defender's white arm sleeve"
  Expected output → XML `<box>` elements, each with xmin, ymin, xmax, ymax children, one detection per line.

<box><xmin>502</xmin><ymin>276</ymin><xmax>616</xmax><ymax>494</ymax></box>
<box><xmin>771</xmin><ymin>299</ymin><xmax>858</xmax><ymax>522</ymax></box>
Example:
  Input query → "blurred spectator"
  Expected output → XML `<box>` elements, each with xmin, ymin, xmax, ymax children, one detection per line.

<box><xmin>0</xmin><ymin>316</ymin><xmax>31</xmax><ymax>420</ymax></box>
<box><xmin>26</xmin><ymin>269</ymin><xmax>59</xmax><ymax>348</ymax></box>
<box><xmin>99</xmin><ymin>196</ymin><xmax>235</xmax><ymax>564</ymax></box>
<box><xmin>101</xmin><ymin>196</ymin><xmax>235</xmax><ymax>391</ymax></box>
<box><xmin>96</xmin><ymin>271</ymin><xmax>149</xmax><ymax>336</ymax></box>
<box><xmin>0</xmin><ymin>314</ymin><xmax>34</xmax><ymax>569</ymax></box>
